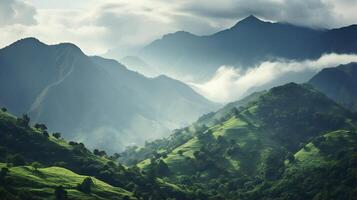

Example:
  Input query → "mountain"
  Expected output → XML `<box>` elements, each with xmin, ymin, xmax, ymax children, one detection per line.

<box><xmin>120</xmin><ymin>56</ymin><xmax>159</xmax><ymax>77</ymax></box>
<box><xmin>121</xmin><ymin>82</ymin><xmax>357</xmax><ymax>199</ymax></box>
<box><xmin>0</xmin><ymin>38</ymin><xmax>218</xmax><ymax>152</ymax></box>
<box><xmin>309</xmin><ymin>62</ymin><xmax>357</xmax><ymax>111</ymax></box>
<box><xmin>196</xmin><ymin>91</ymin><xmax>266</xmax><ymax>126</ymax></box>
<box><xmin>139</xmin><ymin>15</ymin><xmax>357</xmax><ymax>81</ymax></box>
<box><xmin>0</xmin><ymin>110</ymin><xmax>193</xmax><ymax>199</ymax></box>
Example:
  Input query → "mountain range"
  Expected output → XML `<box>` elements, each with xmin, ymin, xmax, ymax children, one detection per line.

<box><xmin>137</xmin><ymin>15</ymin><xmax>357</xmax><ymax>81</ymax></box>
<box><xmin>0</xmin><ymin>38</ymin><xmax>218</xmax><ymax>153</ymax></box>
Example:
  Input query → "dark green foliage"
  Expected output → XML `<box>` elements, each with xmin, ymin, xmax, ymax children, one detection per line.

<box><xmin>17</xmin><ymin>114</ymin><xmax>30</xmax><ymax>127</ymax></box>
<box><xmin>34</xmin><ymin>123</ymin><xmax>47</xmax><ymax>131</ymax></box>
<box><xmin>7</xmin><ymin>154</ymin><xmax>26</xmax><ymax>166</ymax></box>
<box><xmin>0</xmin><ymin>112</ymin><xmax>192</xmax><ymax>200</ymax></box>
<box><xmin>109</xmin><ymin>153</ymin><xmax>120</xmax><ymax>161</ymax></box>
<box><xmin>93</xmin><ymin>149</ymin><xmax>107</xmax><ymax>157</ymax></box>
<box><xmin>31</xmin><ymin>162</ymin><xmax>42</xmax><ymax>170</ymax></box>
<box><xmin>54</xmin><ymin>185</ymin><xmax>68</xmax><ymax>200</ymax></box>
<box><xmin>263</xmin><ymin>150</ymin><xmax>286</xmax><ymax>180</ymax></box>
<box><xmin>1</xmin><ymin>108</ymin><xmax>7</xmax><ymax>112</ymax></box>
<box><xmin>42</xmin><ymin>130</ymin><xmax>49</xmax><ymax>137</ymax></box>
<box><xmin>147</xmin><ymin>159</ymin><xmax>170</xmax><ymax>177</ymax></box>
<box><xmin>121</xmin><ymin>82</ymin><xmax>357</xmax><ymax>199</ymax></box>
<box><xmin>0</xmin><ymin>167</ymin><xmax>9</xmax><ymax>185</ymax></box>
<box><xmin>77</xmin><ymin>177</ymin><xmax>93</xmax><ymax>194</ymax></box>
<box><xmin>52</xmin><ymin>132</ymin><xmax>61</xmax><ymax>139</ymax></box>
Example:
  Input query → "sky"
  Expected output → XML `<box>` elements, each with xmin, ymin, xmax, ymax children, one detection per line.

<box><xmin>1</xmin><ymin>0</ymin><xmax>357</xmax><ymax>56</ymax></box>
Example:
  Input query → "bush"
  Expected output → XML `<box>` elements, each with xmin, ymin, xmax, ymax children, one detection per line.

<box><xmin>31</xmin><ymin>162</ymin><xmax>42</xmax><ymax>170</ymax></box>
<box><xmin>52</xmin><ymin>132</ymin><xmax>61</xmax><ymax>139</ymax></box>
<box><xmin>93</xmin><ymin>149</ymin><xmax>107</xmax><ymax>157</ymax></box>
<box><xmin>68</xmin><ymin>141</ymin><xmax>77</xmax><ymax>146</ymax></box>
<box><xmin>1</xmin><ymin>108</ymin><xmax>7</xmax><ymax>112</ymax></box>
<box><xmin>7</xmin><ymin>154</ymin><xmax>26</xmax><ymax>166</ymax></box>
<box><xmin>0</xmin><ymin>167</ymin><xmax>9</xmax><ymax>185</ymax></box>
<box><xmin>77</xmin><ymin>177</ymin><xmax>93</xmax><ymax>193</ymax></box>
<box><xmin>17</xmin><ymin>114</ymin><xmax>30</xmax><ymax>127</ymax></box>
<box><xmin>34</xmin><ymin>123</ymin><xmax>47</xmax><ymax>131</ymax></box>
<box><xmin>43</xmin><ymin>131</ymin><xmax>49</xmax><ymax>137</ymax></box>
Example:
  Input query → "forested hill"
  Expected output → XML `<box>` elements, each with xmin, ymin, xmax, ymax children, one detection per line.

<box><xmin>120</xmin><ymin>83</ymin><xmax>357</xmax><ymax>199</ymax></box>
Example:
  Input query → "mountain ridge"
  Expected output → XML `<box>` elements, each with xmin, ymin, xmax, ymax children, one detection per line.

<box><xmin>138</xmin><ymin>15</ymin><xmax>357</xmax><ymax>82</ymax></box>
<box><xmin>0</xmin><ymin>38</ymin><xmax>218</xmax><ymax>153</ymax></box>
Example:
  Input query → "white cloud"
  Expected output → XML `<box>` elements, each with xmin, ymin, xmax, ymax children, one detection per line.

<box><xmin>0</xmin><ymin>0</ymin><xmax>356</xmax><ymax>55</ymax></box>
<box><xmin>0</xmin><ymin>0</ymin><xmax>37</xmax><ymax>26</ymax></box>
<box><xmin>190</xmin><ymin>54</ymin><xmax>357</xmax><ymax>103</ymax></box>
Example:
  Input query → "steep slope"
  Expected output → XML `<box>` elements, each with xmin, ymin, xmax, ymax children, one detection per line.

<box><xmin>0</xmin><ymin>110</ymin><xmax>194</xmax><ymax>199</ymax></box>
<box><xmin>309</xmin><ymin>62</ymin><xmax>357</xmax><ymax>111</ymax></box>
<box><xmin>140</xmin><ymin>15</ymin><xmax>357</xmax><ymax>81</ymax></box>
<box><xmin>127</xmin><ymin>83</ymin><xmax>357</xmax><ymax>198</ymax></box>
<box><xmin>197</xmin><ymin>91</ymin><xmax>266</xmax><ymax>126</ymax></box>
<box><xmin>120</xmin><ymin>56</ymin><xmax>158</xmax><ymax>77</ymax></box>
<box><xmin>0</xmin><ymin>38</ymin><xmax>217</xmax><ymax>152</ymax></box>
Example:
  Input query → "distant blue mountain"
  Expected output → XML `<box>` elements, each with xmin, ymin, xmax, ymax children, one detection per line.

<box><xmin>140</xmin><ymin>15</ymin><xmax>357</xmax><ymax>81</ymax></box>
<box><xmin>0</xmin><ymin>38</ymin><xmax>218</xmax><ymax>152</ymax></box>
<box><xmin>309</xmin><ymin>62</ymin><xmax>357</xmax><ymax>111</ymax></box>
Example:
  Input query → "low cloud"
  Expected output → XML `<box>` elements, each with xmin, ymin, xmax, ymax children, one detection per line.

<box><xmin>190</xmin><ymin>54</ymin><xmax>357</xmax><ymax>103</ymax></box>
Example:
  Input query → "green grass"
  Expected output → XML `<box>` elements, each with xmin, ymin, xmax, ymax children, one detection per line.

<box><xmin>0</xmin><ymin>163</ymin><xmax>135</xmax><ymax>200</ymax></box>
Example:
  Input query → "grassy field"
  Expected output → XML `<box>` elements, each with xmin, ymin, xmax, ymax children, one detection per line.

<box><xmin>0</xmin><ymin>163</ymin><xmax>135</xmax><ymax>200</ymax></box>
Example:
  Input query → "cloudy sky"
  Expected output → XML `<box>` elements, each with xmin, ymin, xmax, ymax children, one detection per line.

<box><xmin>1</xmin><ymin>0</ymin><xmax>357</xmax><ymax>56</ymax></box>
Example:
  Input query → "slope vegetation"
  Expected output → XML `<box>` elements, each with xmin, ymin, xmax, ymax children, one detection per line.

<box><xmin>124</xmin><ymin>83</ymin><xmax>357</xmax><ymax>199</ymax></box>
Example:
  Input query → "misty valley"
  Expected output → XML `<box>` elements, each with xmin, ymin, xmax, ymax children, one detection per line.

<box><xmin>0</xmin><ymin>5</ymin><xmax>357</xmax><ymax>200</ymax></box>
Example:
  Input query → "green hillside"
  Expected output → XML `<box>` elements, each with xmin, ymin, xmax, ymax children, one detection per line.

<box><xmin>2</xmin><ymin>82</ymin><xmax>357</xmax><ymax>199</ymax></box>
<box><xmin>0</xmin><ymin>110</ymin><xmax>193</xmax><ymax>199</ymax></box>
<box><xmin>125</xmin><ymin>83</ymin><xmax>357</xmax><ymax>199</ymax></box>
<box><xmin>119</xmin><ymin>91</ymin><xmax>265</xmax><ymax>166</ymax></box>
<box><xmin>0</xmin><ymin>163</ymin><xmax>134</xmax><ymax>200</ymax></box>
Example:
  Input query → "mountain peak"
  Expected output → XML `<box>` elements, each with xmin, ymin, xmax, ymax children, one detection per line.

<box><xmin>231</xmin><ymin>15</ymin><xmax>266</xmax><ymax>29</ymax></box>
<box><xmin>8</xmin><ymin>37</ymin><xmax>45</xmax><ymax>48</ymax></box>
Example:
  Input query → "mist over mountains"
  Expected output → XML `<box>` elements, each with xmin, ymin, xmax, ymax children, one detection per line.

<box><xmin>1</xmin><ymin>4</ymin><xmax>357</xmax><ymax>198</ymax></box>
<box><xmin>135</xmin><ymin>15</ymin><xmax>357</xmax><ymax>83</ymax></box>
<box><xmin>0</xmin><ymin>38</ymin><xmax>218</xmax><ymax>153</ymax></box>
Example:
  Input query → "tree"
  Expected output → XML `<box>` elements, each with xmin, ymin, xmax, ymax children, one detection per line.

<box><xmin>286</xmin><ymin>152</ymin><xmax>295</xmax><ymax>163</ymax></box>
<box><xmin>109</xmin><ymin>153</ymin><xmax>120</xmax><ymax>161</ymax></box>
<box><xmin>55</xmin><ymin>185</ymin><xmax>68</xmax><ymax>200</ymax></box>
<box><xmin>34</xmin><ymin>123</ymin><xmax>47</xmax><ymax>131</ymax></box>
<box><xmin>17</xmin><ymin>114</ymin><xmax>30</xmax><ymax>127</ymax></box>
<box><xmin>0</xmin><ymin>167</ymin><xmax>9</xmax><ymax>185</ymax></box>
<box><xmin>43</xmin><ymin>131</ymin><xmax>49</xmax><ymax>137</ymax></box>
<box><xmin>52</xmin><ymin>132</ymin><xmax>61</xmax><ymax>139</ymax></box>
<box><xmin>8</xmin><ymin>154</ymin><xmax>26</xmax><ymax>166</ymax></box>
<box><xmin>156</xmin><ymin>160</ymin><xmax>170</xmax><ymax>177</ymax></box>
<box><xmin>177</xmin><ymin>150</ymin><xmax>184</xmax><ymax>156</ymax></box>
<box><xmin>93</xmin><ymin>149</ymin><xmax>107</xmax><ymax>157</ymax></box>
<box><xmin>1</xmin><ymin>107</ymin><xmax>7</xmax><ymax>112</ymax></box>
<box><xmin>31</xmin><ymin>162</ymin><xmax>42</xmax><ymax>170</ymax></box>
<box><xmin>77</xmin><ymin>177</ymin><xmax>93</xmax><ymax>193</ymax></box>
